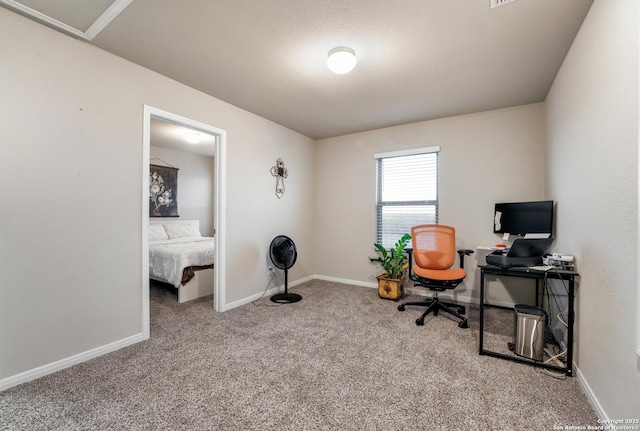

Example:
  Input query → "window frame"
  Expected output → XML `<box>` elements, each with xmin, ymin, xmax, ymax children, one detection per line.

<box><xmin>374</xmin><ymin>146</ymin><xmax>440</xmax><ymax>248</ymax></box>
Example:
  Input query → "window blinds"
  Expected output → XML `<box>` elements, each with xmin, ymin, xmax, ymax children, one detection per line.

<box><xmin>375</xmin><ymin>147</ymin><xmax>439</xmax><ymax>249</ymax></box>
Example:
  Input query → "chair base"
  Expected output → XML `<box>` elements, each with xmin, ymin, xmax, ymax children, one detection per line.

<box><xmin>398</xmin><ymin>297</ymin><xmax>468</xmax><ymax>328</ymax></box>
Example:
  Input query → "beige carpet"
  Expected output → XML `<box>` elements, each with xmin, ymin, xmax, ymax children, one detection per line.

<box><xmin>0</xmin><ymin>280</ymin><xmax>597</xmax><ymax>430</ymax></box>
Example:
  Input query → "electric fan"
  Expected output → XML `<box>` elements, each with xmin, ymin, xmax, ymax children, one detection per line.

<box><xmin>269</xmin><ymin>235</ymin><xmax>302</xmax><ymax>303</ymax></box>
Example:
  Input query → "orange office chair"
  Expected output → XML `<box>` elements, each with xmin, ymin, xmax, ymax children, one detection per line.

<box><xmin>398</xmin><ymin>224</ymin><xmax>473</xmax><ymax>328</ymax></box>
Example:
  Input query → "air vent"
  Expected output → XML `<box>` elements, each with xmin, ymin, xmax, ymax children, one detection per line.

<box><xmin>491</xmin><ymin>0</ymin><xmax>517</xmax><ymax>8</ymax></box>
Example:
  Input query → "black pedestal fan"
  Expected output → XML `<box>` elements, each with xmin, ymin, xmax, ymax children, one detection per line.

<box><xmin>269</xmin><ymin>235</ymin><xmax>302</xmax><ymax>303</ymax></box>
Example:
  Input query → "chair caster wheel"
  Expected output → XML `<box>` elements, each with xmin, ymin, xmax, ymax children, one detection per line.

<box><xmin>458</xmin><ymin>320</ymin><xmax>469</xmax><ymax>329</ymax></box>
<box><xmin>458</xmin><ymin>307</ymin><xmax>466</xmax><ymax>314</ymax></box>
<box><xmin>398</xmin><ymin>304</ymin><xmax>405</xmax><ymax>311</ymax></box>
<box><xmin>416</xmin><ymin>318</ymin><xmax>424</xmax><ymax>326</ymax></box>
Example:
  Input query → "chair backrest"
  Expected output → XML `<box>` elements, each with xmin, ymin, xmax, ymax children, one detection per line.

<box><xmin>411</xmin><ymin>224</ymin><xmax>456</xmax><ymax>270</ymax></box>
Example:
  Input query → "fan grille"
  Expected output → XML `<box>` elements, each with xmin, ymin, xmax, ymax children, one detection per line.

<box><xmin>269</xmin><ymin>236</ymin><xmax>297</xmax><ymax>270</ymax></box>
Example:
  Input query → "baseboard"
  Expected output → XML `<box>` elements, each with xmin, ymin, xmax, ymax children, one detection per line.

<box><xmin>310</xmin><ymin>276</ymin><xmax>518</xmax><ymax>308</ymax></box>
<box><xmin>575</xmin><ymin>365</ymin><xmax>608</xmax><ymax>420</ymax></box>
<box><xmin>313</xmin><ymin>274</ymin><xmax>377</xmax><ymax>289</ymax></box>
<box><xmin>0</xmin><ymin>333</ymin><xmax>146</xmax><ymax>392</ymax></box>
<box><xmin>224</xmin><ymin>275</ymin><xmax>317</xmax><ymax>310</ymax></box>
<box><xmin>224</xmin><ymin>274</ymin><xmax>386</xmax><ymax>309</ymax></box>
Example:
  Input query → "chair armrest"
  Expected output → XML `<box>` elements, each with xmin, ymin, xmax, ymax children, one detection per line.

<box><xmin>457</xmin><ymin>249</ymin><xmax>474</xmax><ymax>270</ymax></box>
<box><xmin>404</xmin><ymin>248</ymin><xmax>414</xmax><ymax>275</ymax></box>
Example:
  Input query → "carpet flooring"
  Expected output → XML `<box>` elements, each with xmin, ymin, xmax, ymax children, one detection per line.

<box><xmin>0</xmin><ymin>280</ymin><xmax>597</xmax><ymax>430</ymax></box>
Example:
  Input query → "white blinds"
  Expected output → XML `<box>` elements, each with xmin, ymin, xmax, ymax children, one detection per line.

<box><xmin>375</xmin><ymin>147</ymin><xmax>439</xmax><ymax>249</ymax></box>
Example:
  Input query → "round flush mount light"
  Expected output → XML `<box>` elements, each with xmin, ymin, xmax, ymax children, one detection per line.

<box><xmin>184</xmin><ymin>131</ymin><xmax>202</xmax><ymax>144</ymax></box>
<box><xmin>327</xmin><ymin>46</ymin><xmax>357</xmax><ymax>74</ymax></box>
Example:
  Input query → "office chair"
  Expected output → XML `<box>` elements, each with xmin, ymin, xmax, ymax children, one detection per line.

<box><xmin>398</xmin><ymin>224</ymin><xmax>473</xmax><ymax>328</ymax></box>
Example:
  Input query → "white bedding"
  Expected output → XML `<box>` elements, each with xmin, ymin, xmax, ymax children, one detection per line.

<box><xmin>149</xmin><ymin>237</ymin><xmax>215</xmax><ymax>288</ymax></box>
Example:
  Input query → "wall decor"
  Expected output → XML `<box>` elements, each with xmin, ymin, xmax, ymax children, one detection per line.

<box><xmin>270</xmin><ymin>158</ymin><xmax>288</xmax><ymax>199</ymax></box>
<box><xmin>149</xmin><ymin>164</ymin><xmax>179</xmax><ymax>217</ymax></box>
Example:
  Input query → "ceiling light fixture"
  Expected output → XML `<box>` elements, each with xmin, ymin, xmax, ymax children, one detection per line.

<box><xmin>327</xmin><ymin>47</ymin><xmax>357</xmax><ymax>74</ymax></box>
<box><xmin>184</xmin><ymin>131</ymin><xmax>202</xmax><ymax>144</ymax></box>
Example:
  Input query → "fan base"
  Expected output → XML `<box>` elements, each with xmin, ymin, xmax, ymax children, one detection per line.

<box><xmin>270</xmin><ymin>292</ymin><xmax>302</xmax><ymax>303</ymax></box>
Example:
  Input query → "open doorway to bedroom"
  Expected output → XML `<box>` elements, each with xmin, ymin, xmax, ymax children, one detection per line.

<box><xmin>142</xmin><ymin>106</ymin><xmax>226</xmax><ymax>338</ymax></box>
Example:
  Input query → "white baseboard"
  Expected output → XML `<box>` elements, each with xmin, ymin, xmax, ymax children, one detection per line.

<box><xmin>404</xmin><ymin>286</ymin><xmax>519</xmax><ymax>309</ymax></box>
<box><xmin>404</xmin><ymin>286</ymin><xmax>476</xmax><ymax>304</ymax></box>
<box><xmin>575</xmin><ymin>365</ymin><xmax>608</xmax><ymax>420</ymax></box>
<box><xmin>224</xmin><ymin>274</ymin><xmax>316</xmax><ymax>310</ymax></box>
<box><xmin>313</xmin><ymin>274</ymin><xmax>377</xmax><ymax>289</ymax></box>
<box><xmin>0</xmin><ymin>332</ymin><xmax>146</xmax><ymax>392</ymax></box>
<box><xmin>310</xmin><ymin>276</ymin><xmax>517</xmax><ymax>308</ymax></box>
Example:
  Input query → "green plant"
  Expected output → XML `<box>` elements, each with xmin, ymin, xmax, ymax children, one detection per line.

<box><xmin>369</xmin><ymin>233</ymin><xmax>412</xmax><ymax>279</ymax></box>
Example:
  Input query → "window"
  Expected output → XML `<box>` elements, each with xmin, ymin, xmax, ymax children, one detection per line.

<box><xmin>374</xmin><ymin>147</ymin><xmax>439</xmax><ymax>249</ymax></box>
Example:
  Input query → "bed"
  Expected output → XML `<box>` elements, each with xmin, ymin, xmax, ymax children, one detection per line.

<box><xmin>149</xmin><ymin>220</ymin><xmax>214</xmax><ymax>303</ymax></box>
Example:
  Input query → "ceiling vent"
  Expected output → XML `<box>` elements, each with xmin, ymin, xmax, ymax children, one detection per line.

<box><xmin>491</xmin><ymin>0</ymin><xmax>517</xmax><ymax>8</ymax></box>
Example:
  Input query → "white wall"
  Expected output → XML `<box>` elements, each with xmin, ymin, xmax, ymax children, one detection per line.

<box><xmin>314</xmin><ymin>103</ymin><xmax>547</xmax><ymax>304</ymax></box>
<box><xmin>0</xmin><ymin>8</ymin><xmax>315</xmax><ymax>383</ymax></box>
<box><xmin>545</xmin><ymin>0</ymin><xmax>639</xmax><ymax>418</ymax></box>
<box><xmin>150</xmin><ymin>146</ymin><xmax>215</xmax><ymax>236</ymax></box>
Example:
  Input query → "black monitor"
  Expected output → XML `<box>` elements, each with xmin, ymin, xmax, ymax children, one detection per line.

<box><xmin>493</xmin><ymin>200</ymin><xmax>554</xmax><ymax>236</ymax></box>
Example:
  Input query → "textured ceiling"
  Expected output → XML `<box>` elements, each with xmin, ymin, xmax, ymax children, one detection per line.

<box><xmin>2</xmin><ymin>0</ymin><xmax>594</xmax><ymax>140</ymax></box>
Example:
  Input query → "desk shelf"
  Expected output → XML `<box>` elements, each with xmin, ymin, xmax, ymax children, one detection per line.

<box><xmin>478</xmin><ymin>265</ymin><xmax>578</xmax><ymax>376</ymax></box>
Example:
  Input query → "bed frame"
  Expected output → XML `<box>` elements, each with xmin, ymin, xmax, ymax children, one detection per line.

<box><xmin>149</xmin><ymin>219</ymin><xmax>214</xmax><ymax>303</ymax></box>
<box><xmin>175</xmin><ymin>268</ymin><xmax>213</xmax><ymax>303</ymax></box>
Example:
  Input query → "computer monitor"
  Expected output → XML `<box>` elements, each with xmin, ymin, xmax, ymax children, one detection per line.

<box><xmin>493</xmin><ymin>200</ymin><xmax>554</xmax><ymax>236</ymax></box>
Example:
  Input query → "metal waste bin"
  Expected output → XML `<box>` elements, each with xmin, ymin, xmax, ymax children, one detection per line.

<box><xmin>514</xmin><ymin>304</ymin><xmax>546</xmax><ymax>361</ymax></box>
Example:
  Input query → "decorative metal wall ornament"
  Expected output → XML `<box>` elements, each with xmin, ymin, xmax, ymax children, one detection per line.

<box><xmin>270</xmin><ymin>158</ymin><xmax>288</xmax><ymax>199</ymax></box>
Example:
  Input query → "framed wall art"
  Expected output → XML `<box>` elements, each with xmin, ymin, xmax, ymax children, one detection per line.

<box><xmin>149</xmin><ymin>164</ymin><xmax>179</xmax><ymax>217</ymax></box>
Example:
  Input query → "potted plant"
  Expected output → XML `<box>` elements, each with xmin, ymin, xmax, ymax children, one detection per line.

<box><xmin>369</xmin><ymin>233</ymin><xmax>411</xmax><ymax>300</ymax></box>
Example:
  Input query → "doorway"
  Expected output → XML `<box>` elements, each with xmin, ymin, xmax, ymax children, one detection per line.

<box><xmin>142</xmin><ymin>105</ymin><xmax>226</xmax><ymax>338</ymax></box>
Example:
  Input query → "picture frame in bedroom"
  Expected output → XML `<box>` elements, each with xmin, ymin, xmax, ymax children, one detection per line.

<box><xmin>149</xmin><ymin>164</ymin><xmax>179</xmax><ymax>217</ymax></box>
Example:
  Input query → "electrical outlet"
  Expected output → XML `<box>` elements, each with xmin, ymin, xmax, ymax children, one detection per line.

<box><xmin>267</xmin><ymin>265</ymin><xmax>274</xmax><ymax>276</ymax></box>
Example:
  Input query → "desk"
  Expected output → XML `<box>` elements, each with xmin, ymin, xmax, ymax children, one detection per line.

<box><xmin>479</xmin><ymin>265</ymin><xmax>578</xmax><ymax>376</ymax></box>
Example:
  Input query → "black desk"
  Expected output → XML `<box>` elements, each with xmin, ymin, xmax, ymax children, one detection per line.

<box><xmin>479</xmin><ymin>265</ymin><xmax>578</xmax><ymax>376</ymax></box>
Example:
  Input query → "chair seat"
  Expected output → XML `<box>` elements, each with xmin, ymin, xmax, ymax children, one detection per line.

<box><xmin>413</xmin><ymin>266</ymin><xmax>466</xmax><ymax>281</ymax></box>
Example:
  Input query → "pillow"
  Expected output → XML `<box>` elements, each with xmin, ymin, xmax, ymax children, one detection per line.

<box><xmin>164</xmin><ymin>223</ymin><xmax>202</xmax><ymax>239</ymax></box>
<box><xmin>149</xmin><ymin>224</ymin><xmax>169</xmax><ymax>241</ymax></box>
